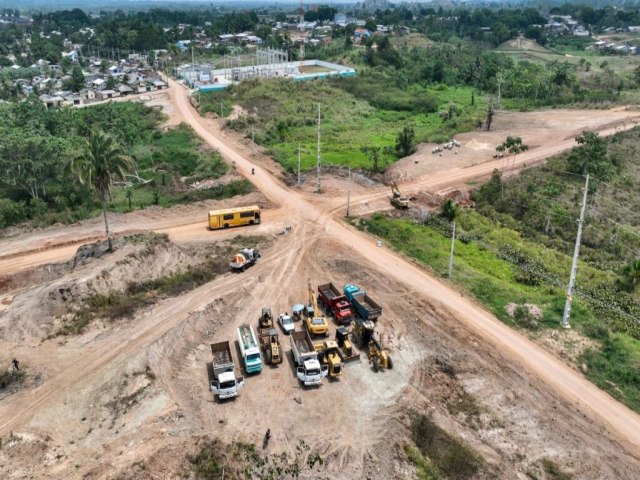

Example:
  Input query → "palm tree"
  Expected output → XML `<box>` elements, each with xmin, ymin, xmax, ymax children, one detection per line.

<box><xmin>67</xmin><ymin>131</ymin><xmax>132</xmax><ymax>252</ymax></box>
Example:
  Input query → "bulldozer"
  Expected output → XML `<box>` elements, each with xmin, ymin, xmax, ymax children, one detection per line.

<box><xmin>352</xmin><ymin>317</ymin><xmax>393</xmax><ymax>372</ymax></box>
<box><xmin>390</xmin><ymin>182</ymin><xmax>409</xmax><ymax>209</ymax></box>
<box><xmin>259</xmin><ymin>328</ymin><xmax>283</xmax><ymax>365</ymax></box>
<box><xmin>335</xmin><ymin>326</ymin><xmax>360</xmax><ymax>363</ymax></box>
<box><xmin>314</xmin><ymin>340</ymin><xmax>343</xmax><ymax>377</ymax></box>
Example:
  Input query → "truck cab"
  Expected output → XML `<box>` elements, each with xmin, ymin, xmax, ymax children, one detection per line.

<box><xmin>296</xmin><ymin>358</ymin><xmax>329</xmax><ymax>386</ymax></box>
<box><xmin>210</xmin><ymin>371</ymin><xmax>244</xmax><ymax>400</ymax></box>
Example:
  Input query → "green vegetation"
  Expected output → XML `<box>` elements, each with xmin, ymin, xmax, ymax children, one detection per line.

<box><xmin>0</xmin><ymin>368</ymin><xmax>24</xmax><ymax>392</ymax></box>
<box><xmin>355</xmin><ymin>127</ymin><xmax>640</xmax><ymax>412</ymax></box>
<box><xmin>408</xmin><ymin>413</ymin><xmax>484</xmax><ymax>480</ymax></box>
<box><xmin>189</xmin><ymin>438</ymin><xmax>323</xmax><ymax>480</ymax></box>
<box><xmin>0</xmin><ymin>99</ymin><xmax>243</xmax><ymax>230</ymax></box>
<box><xmin>202</xmin><ymin>78</ymin><xmax>484</xmax><ymax>173</ymax></box>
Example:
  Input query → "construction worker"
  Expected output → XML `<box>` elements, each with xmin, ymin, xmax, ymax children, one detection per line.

<box><xmin>251</xmin><ymin>167</ymin><xmax>255</xmax><ymax>175</ymax></box>
<box><xmin>11</xmin><ymin>358</ymin><xmax>19</xmax><ymax>371</ymax></box>
<box><xmin>262</xmin><ymin>428</ymin><xmax>271</xmax><ymax>449</ymax></box>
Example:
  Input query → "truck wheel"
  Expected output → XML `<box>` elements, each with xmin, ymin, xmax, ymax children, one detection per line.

<box><xmin>249</xmin><ymin>220</ymin><xmax>254</xmax><ymax>225</ymax></box>
<box><xmin>266</xmin><ymin>351</ymin><xmax>272</xmax><ymax>365</ymax></box>
<box><xmin>224</xmin><ymin>223</ymin><xmax>229</xmax><ymax>228</ymax></box>
<box><xmin>372</xmin><ymin>357</ymin><xmax>380</xmax><ymax>373</ymax></box>
<box><xmin>386</xmin><ymin>355</ymin><xmax>393</xmax><ymax>370</ymax></box>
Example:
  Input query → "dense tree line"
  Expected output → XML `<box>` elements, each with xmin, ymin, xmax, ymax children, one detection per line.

<box><xmin>0</xmin><ymin>98</ymin><xmax>158</xmax><ymax>227</ymax></box>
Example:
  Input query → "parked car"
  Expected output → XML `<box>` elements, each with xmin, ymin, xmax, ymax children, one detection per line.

<box><xmin>278</xmin><ymin>313</ymin><xmax>295</xmax><ymax>334</ymax></box>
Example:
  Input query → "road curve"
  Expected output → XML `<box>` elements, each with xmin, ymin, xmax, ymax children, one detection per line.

<box><xmin>169</xmin><ymin>78</ymin><xmax>640</xmax><ymax>455</ymax></box>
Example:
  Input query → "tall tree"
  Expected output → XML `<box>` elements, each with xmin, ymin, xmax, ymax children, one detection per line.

<box><xmin>395</xmin><ymin>125</ymin><xmax>416</xmax><ymax>157</ymax></box>
<box><xmin>67</xmin><ymin>131</ymin><xmax>132</xmax><ymax>252</ymax></box>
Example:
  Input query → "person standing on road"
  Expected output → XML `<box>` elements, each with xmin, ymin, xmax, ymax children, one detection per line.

<box><xmin>11</xmin><ymin>358</ymin><xmax>19</xmax><ymax>371</ymax></box>
<box><xmin>263</xmin><ymin>428</ymin><xmax>271</xmax><ymax>449</ymax></box>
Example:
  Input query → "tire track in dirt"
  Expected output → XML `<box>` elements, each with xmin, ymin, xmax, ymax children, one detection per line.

<box><xmin>0</xmin><ymin>233</ymin><xmax>296</xmax><ymax>437</ymax></box>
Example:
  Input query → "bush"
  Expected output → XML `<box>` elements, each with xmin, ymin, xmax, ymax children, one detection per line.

<box><xmin>0</xmin><ymin>198</ymin><xmax>27</xmax><ymax>227</ymax></box>
<box><xmin>410</xmin><ymin>414</ymin><xmax>483</xmax><ymax>479</ymax></box>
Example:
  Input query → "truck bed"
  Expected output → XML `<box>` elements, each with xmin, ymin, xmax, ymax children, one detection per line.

<box><xmin>294</xmin><ymin>338</ymin><xmax>312</xmax><ymax>354</ymax></box>
<box><xmin>238</xmin><ymin>324</ymin><xmax>258</xmax><ymax>349</ymax></box>
<box><xmin>210</xmin><ymin>343</ymin><xmax>232</xmax><ymax>366</ymax></box>
<box><xmin>352</xmin><ymin>292</ymin><xmax>382</xmax><ymax>319</ymax></box>
<box><xmin>319</xmin><ymin>283</ymin><xmax>341</xmax><ymax>302</ymax></box>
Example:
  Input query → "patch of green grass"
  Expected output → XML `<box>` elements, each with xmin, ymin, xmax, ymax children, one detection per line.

<box><xmin>410</xmin><ymin>413</ymin><xmax>483</xmax><ymax>480</ymax></box>
<box><xmin>405</xmin><ymin>445</ymin><xmax>440</xmax><ymax>480</ymax></box>
<box><xmin>356</xmin><ymin>212</ymin><xmax>640</xmax><ymax>413</ymax></box>
<box><xmin>201</xmin><ymin>78</ymin><xmax>485</xmax><ymax>173</ymax></box>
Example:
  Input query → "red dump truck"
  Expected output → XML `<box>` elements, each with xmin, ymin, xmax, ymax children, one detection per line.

<box><xmin>317</xmin><ymin>282</ymin><xmax>353</xmax><ymax>325</ymax></box>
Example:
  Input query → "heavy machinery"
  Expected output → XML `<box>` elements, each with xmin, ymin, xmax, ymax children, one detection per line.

<box><xmin>343</xmin><ymin>284</ymin><xmax>383</xmax><ymax>323</ymax></box>
<box><xmin>390</xmin><ymin>182</ymin><xmax>409</xmax><ymax>209</ymax></box>
<box><xmin>335</xmin><ymin>326</ymin><xmax>360</xmax><ymax>363</ymax></box>
<box><xmin>317</xmin><ymin>282</ymin><xmax>353</xmax><ymax>325</ymax></box>
<box><xmin>259</xmin><ymin>307</ymin><xmax>274</xmax><ymax>328</ymax></box>
<box><xmin>290</xmin><ymin>330</ymin><xmax>329</xmax><ymax>386</ymax></box>
<box><xmin>304</xmin><ymin>281</ymin><xmax>329</xmax><ymax>336</ymax></box>
<box><xmin>314</xmin><ymin>340</ymin><xmax>343</xmax><ymax>377</ymax></box>
<box><xmin>209</xmin><ymin>341</ymin><xmax>244</xmax><ymax>400</ymax></box>
<box><xmin>229</xmin><ymin>248</ymin><xmax>260</xmax><ymax>271</ymax></box>
<box><xmin>351</xmin><ymin>317</ymin><xmax>393</xmax><ymax>372</ymax></box>
<box><xmin>237</xmin><ymin>324</ymin><xmax>263</xmax><ymax>374</ymax></box>
<box><xmin>258</xmin><ymin>328</ymin><xmax>283</xmax><ymax>365</ymax></box>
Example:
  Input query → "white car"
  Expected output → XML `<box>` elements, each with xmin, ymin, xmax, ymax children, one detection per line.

<box><xmin>278</xmin><ymin>313</ymin><xmax>295</xmax><ymax>334</ymax></box>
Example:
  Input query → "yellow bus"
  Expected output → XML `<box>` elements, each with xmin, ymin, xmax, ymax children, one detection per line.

<box><xmin>208</xmin><ymin>205</ymin><xmax>261</xmax><ymax>230</ymax></box>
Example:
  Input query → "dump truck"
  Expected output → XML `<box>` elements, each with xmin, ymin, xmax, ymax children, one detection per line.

<box><xmin>317</xmin><ymin>282</ymin><xmax>353</xmax><ymax>325</ymax></box>
<box><xmin>259</xmin><ymin>307</ymin><xmax>274</xmax><ymax>328</ymax></box>
<box><xmin>259</xmin><ymin>327</ymin><xmax>283</xmax><ymax>365</ymax></box>
<box><xmin>305</xmin><ymin>281</ymin><xmax>329</xmax><ymax>336</ymax></box>
<box><xmin>343</xmin><ymin>284</ymin><xmax>383</xmax><ymax>322</ymax></box>
<box><xmin>237</xmin><ymin>323</ymin><xmax>263</xmax><ymax>374</ymax></box>
<box><xmin>314</xmin><ymin>340</ymin><xmax>343</xmax><ymax>377</ymax></box>
<box><xmin>290</xmin><ymin>330</ymin><xmax>329</xmax><ymax>386</ymax></box>
<box><xmin>209</xmin><ymin>341</ymin><xmax>244</xmax><ymax>400</ymax></box>
<box><xmin>390</xmin><ymin>182</ymin><xmax>409</xmax><ymax>209</ymax></box>
<box><xmin>230</xmin><ymin>248</ymin><xmax>260</xmax><ymax>271</ymax></box>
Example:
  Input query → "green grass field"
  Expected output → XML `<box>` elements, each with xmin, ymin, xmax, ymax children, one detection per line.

<box><xmin>201</xmin><ymin>78</ymin><xmax>485</xmax><ymax>172</ymax></box>
<box><xmin>356</xmin><ymin>212</ymin><xmax>640</xmax><ymax>413</ymax></box>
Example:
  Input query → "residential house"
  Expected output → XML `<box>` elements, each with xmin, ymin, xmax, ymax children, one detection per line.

<box><xmin>96</xmin><ymin>89</ymin><xmax>120</xmax><ymax>101</ymax></box>
<box><xmin>92</xmin><ymin>78</ymin><xmax>106</xmax><ymax>90</ymax></box>
<box><xmin>79</xmin><ymin>88</ymin><xmax>96</xmax><ymax>102</ymax></box>
<box><xmin>39</xmin><ymin>93</ymin><xmax>63</xmax><ymax>108</ymax></box>
<box><xmin>118</xmin><ymin>84</ymin><xmax>134</xmax><ymax>95</ymax></box>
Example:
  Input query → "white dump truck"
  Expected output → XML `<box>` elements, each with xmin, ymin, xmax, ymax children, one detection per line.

<box><xmin>209</xmin><ymin>341</ymin><xmax>244</xmax><ymax>400</ymax></box>
<box><xmin>290</xmin><ymin>330</ymin><xmax>329</xmax><ymax>386</ymax></box>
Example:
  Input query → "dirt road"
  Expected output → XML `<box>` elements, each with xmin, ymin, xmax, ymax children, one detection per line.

<box><xmin>160</xmin><ymin>79</ymin><xmax>640</xmax><ymax>454</ymax></box>
<box><xmin>2</xmin><ymin>80</ymin><xmax>640</xmax><ymax>476</ymax></box>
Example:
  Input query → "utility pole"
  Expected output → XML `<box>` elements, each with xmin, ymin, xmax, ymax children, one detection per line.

<box><xmin>316</xmin><ymin>104</ymin><xmax>321</xmax><ymax>193</ymax></box>
<box><xmin>220</xmin><ymin>100</ymin><xmax>223</xmax><ymax>119</ymax></box>
<box><xmin>297</xmin><ymin>143</ymin><xmax>301</xmax><ymax>186</ymax></box>
<box><xmin>448</xmin><ymin>221</ymin><xmax>456</xmax><ymax>278</ymax></box>
<box><xmin>562</xmin><ymin>174</ymin><xmax>589</xmax><ymax>329</ymax></box>
<box><xmin>346</xmin><ymin>166</ymin><xmax>351</xmax><ymax>217</ymax></box>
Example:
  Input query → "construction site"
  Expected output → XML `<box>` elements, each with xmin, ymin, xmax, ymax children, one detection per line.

<box><xmin>176</xmin><ymin>48</ymin><xmax>355</xmax><ymax>91</ymax></box>
<box><xmin>2</xmin><ymin>79</ymin><xmax>640</xmax><ymax>480</ymax></box>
